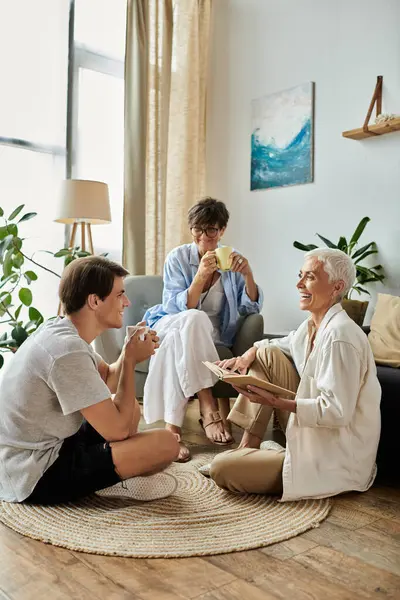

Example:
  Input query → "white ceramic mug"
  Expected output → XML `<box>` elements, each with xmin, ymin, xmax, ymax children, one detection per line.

<box><xmin>126</xmin><ymin>325</ymin><xmax>150</xmax><ymax>341</ymax></box>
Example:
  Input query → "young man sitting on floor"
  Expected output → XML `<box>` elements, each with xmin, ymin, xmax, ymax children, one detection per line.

<box><xmin>0</xmin><ymin>256</ymin><xmax>179</xmax><ymax>504</ymax></box>
<box><xmin>210</xmin><ymin>248</ymin><xmax>381</xmax><ymax>501</ymax></box>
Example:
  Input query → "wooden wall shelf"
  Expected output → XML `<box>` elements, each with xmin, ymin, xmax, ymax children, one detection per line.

<box><xmin>342</xmin><ymin>116</ymin><xmax>400</xmax><ymax>140</ymax></box>
<box><xmin>342</xmin><ymin>75</ymin><xmax>400</xmax><ymax>140</ymax></box>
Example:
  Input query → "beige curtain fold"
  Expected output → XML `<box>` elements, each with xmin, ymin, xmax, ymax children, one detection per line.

<box><xmin>123</xmin><ymin>0</ymin><xmax>212</xmax><ymax>275</ymax></box>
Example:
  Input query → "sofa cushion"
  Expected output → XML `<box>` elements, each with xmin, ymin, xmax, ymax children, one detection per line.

<box><xmin>368</xmin><ymin>293</ymin><xmax>400</xmax><ymax>368</ymax></box>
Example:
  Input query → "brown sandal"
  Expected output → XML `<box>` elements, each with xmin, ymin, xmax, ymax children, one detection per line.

<box><xmin>199</xmin><ymin>411</ymin><xmax>233</xmax><ymax>445</ymax></box>
<box><xmin>172</xmin><ymin>433</ymin><xmax>191</xmax><ymax>463</ymax></box>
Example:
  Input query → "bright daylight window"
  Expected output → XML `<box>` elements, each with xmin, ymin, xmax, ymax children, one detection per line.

<box><xmin>0</xmin><ymin>0</ymin><xmax>127</xmax><ymax>337</ymax></box>
<box><xmin>0</xmin><ymin>0</ymin><xmax>69</xmax><ymax>322</ymax></box>
<box><xmin>72</xmin><ymin>0</ymin><xmax>126</xmax><ymax>262</ymax></box>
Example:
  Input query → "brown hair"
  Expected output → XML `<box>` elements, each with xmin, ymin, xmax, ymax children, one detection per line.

<box><xmin>59</xmin><ymin>256</ymin><xmax>129</xmax><ymax>315</ymax></box>
<box><xmin>187</xmin><ymin>197</ymin><xmax>230</xmax><ymax>230</ymax></box>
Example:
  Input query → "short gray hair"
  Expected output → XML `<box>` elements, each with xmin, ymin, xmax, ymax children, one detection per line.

<box><xmin>304</xmin><ymin>248</ymin><xmax>356</xmax><ymax>300</ymax></box>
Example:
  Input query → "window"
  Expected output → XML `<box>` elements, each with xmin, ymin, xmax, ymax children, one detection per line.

<box><xmin>70</xmin><ymin>0</ymin><xmax>127</xmax><ymax>262</ymax></box>
<box><xmin>0</xmin><ymin>0</ymin><xmax>127</xmax><ymax>330</ymax></box>
<box><xmin>0</xmin><ymin>0</ymin><xmax>69</xmax><ymax>320</ymax></box>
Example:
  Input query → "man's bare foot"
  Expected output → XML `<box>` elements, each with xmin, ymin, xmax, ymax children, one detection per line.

<box><xmin>238</xmin><ymin>430</ymin><xmax>262</xmax><ymax>449</ymax></box>
<box><xmin>166</xmin><ymin>423</ymin><xmax>191</xmax><ymax>462</ymax></box>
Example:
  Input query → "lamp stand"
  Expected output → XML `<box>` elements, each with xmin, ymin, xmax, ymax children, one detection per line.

<box><xmin>68</xmin><ymin>222</ymin><xmax>94</xmax><ymax>254</ymax></box>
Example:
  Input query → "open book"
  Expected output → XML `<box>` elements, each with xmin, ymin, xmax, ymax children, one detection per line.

<box><xmin>203</xmin><ymin>361</ymin><xmax>296</xmax><ymax>398</ymax></box>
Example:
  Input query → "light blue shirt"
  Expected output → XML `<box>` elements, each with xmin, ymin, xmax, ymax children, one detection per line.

<box><xmin>144</xmin><ymin>243</ymin><xmax>263</xmax><ymax>347</ymax></box>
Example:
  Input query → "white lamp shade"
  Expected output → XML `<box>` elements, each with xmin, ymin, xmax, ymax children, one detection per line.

<box><xmin>55</xmin><ymin>179</ymin><xmax>112</xmax><ymax>225</ymax></box>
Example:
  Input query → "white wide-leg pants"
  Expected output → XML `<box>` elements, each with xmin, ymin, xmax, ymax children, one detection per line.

<box><xmin>143</xmin><ymin>309</ymin><xmax>219</xmax><ymax>427</ymax></box>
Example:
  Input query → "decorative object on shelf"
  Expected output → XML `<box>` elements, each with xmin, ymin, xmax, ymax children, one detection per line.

<box><xmin>342</xmin><ymin>76</ymin><xmax>400</xmax><ymax>140</ymax></box>
<box><xmin>293</xmin><ymin>217</ymin><xmax>385</xmax><ymax>326</ymax></box>
<box><xmin>251</xmin><ymin>82</ymin><xmax>314</xmax><ymax>190</ymax></box>
<box><xmin>374</xmin><ymin>113</ymin><xmax>400</xmax><ymax>125</ymax></box>
<box><xmin>55</xmin><ymin>180</ymin><xmax>111</xmax><ymax>254</ymax></box>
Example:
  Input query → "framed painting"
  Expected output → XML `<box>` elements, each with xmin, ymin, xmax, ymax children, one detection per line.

<box><xmin>251</xmin><ymin>82</ymin><xmax>314</xmax><ymax>190</ymax></box>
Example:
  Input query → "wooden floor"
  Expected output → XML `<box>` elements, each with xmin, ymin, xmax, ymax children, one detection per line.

<box><xmin>1</xmin><ymin>402</ymin><xmax>399</xmax><ymax>600</ymax></box>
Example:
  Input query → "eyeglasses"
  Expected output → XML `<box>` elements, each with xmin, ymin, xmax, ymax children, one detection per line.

<box><xmin>190</xmin><ymin>226</ymin><xmax>219</xmax><ymax>239</ymax></box>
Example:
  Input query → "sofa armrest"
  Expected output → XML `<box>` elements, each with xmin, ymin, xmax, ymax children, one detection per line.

<box><xmin>233</xmin><ymin>314</ymin><xmax>264</xmax><ymax>356</ymax></box>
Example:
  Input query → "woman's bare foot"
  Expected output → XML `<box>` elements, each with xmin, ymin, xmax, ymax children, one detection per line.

<box><xmin>166</xmin><ymin>423</ymin><xmax>191</xmax><ymax>462</ymax></box>
<box><xmin>238</xmin><ymin>430</ymin><xmax>262</xmax><ymax>449</ymax></box>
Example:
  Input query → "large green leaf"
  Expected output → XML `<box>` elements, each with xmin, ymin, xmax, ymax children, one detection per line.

<box><xmin>353</xmin><ymin>286</ymin><xmax>370</xmax><ymax>296</ymax></box>
<box><xmin>65</xmin><ymin>255</ymin><xmax>75</xmax><ymax>266</ymax></box>
<box><xmin>316</xmin><ymin>234</ymin><xmax>337</xmax><ymax>249</ymax></box>
<box><xmin>29</xmin><ymin>306</ymin><xmax>44</xmax><ymax>325</ymax></box>
<box><xmin>337</xmin><ymin>236</ymin><xmax>348</xmax><ymax>251</ymax></box>
<box><xmin>24</xmin><ymin>270</ymin><xmax>38</xmax><ymax>284</ymax></box>
<box><xmin>18</xmin><ymin>212</ymin><xmax>37</xmax><ymax>223</ymax></box>
<box><xmin>349</xmin><ymin>217</ymin><xmax>370</xmax><ymax>249</ymax></box>
<box><xmin>11</xmin><ymin>326</ymin><xmax>29</xmax><ymax>346</ymax></box>
<box><xmin>356</xmin><ymin>265</ymin><xmax>376</xmax><ymax>275</ymax></box>
<box><xmin>13</xmin><ymin>237</ymin><xmax>22</xmax><ymax>251</ymax></box>
<box><xmin>293</xmin><ymin>242</ymin><xmax>318</xmax><ymax>251</ymax></box>
<box><xmin>13</xmin><ymin>253</ymin><xmax>24</xmax><ymax>269</ymax></box>
<box><xmin>19</xmin><ymin>288</ymin><xmax>33</xmax><ymax>306</ymax></box>
<box><xmin>54</xmin><ymin>249</ymin><xmax>71</xmax><ymax>257</ymax></box>
<box><xmin>354</xmin><ymin>250</ymin><xmax>379</xmax><ymax>264</ymax></box>
<box><xmin>351</xmin><ymin>241</ymin><xmax>376</xmax><ymax>260</ymax></box>
<box><xmin>6</xmin><ymin>223</ymin><xmax>18</xmax><ymax>237</ymax></box>
<box><xmin>0</xmin><ymin>226</ymin><xmax>9</xmax><ymax>241</ymax></box>
<box><xmin>8</xmin><ymin>205</ymin><xmax>24</xmax><ymax>221</ymax></box>
<box><xmin>3</xmin><ymin>248</ymin><xmax>15</xmax><ymax>278</ymax></box>
<box><xmin>0</xmin><ymin>207</ymin><xmax>3</xmax><ymax>217</ymax></box>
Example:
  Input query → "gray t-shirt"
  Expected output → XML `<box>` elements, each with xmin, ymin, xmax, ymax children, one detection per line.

<box><xmin>0</xmin><ymin>317</ymin><xmax>111</xmax><ymax>502</ymax></box>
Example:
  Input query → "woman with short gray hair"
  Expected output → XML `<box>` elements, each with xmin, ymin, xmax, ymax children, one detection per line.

<box><xmin>210</xmin><ymin>248</ymin><xmax>381</xmax><ymax>501</ymax></box>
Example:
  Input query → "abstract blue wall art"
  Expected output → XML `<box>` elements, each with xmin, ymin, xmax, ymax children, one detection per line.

<box><xmin>251</xmin><ymin>82</ymin><xmax>314</xmax><ymax>191</ymax></box>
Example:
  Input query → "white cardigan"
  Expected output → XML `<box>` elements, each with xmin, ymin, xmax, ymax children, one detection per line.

<box><xmin>255</xmin><ymin>304</ymin><xmax>381</xmax><ymax>501</ymax></box>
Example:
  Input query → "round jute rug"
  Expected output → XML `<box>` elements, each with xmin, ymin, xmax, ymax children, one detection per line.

<box><xmin>0</xmin><ymin>447</ymin><xmax>332</xmax><ymax>558</ymax></box>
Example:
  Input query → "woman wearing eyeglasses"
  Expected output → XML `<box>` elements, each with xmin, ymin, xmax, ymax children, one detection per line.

<box><xmin>143</xmin><ymin>197</ymin><xmax>263</xmax><ymax>461</ymax></box>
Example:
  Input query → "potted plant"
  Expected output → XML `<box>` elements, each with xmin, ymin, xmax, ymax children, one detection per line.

<box><xmin>293</xmin><ymin>217</ymin><xmax>385</xmax><ymax>326</ymax></box>
<box><xmin>0</xmin><ymin>204</ymin><xmax>94</xmax><ymax>368</ymax></box>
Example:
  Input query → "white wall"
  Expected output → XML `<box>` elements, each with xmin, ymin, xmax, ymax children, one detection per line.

<box><xmin>206</xmin><ymin>0</ymin><xmax>400</xmax><ymax>333</ymax></box>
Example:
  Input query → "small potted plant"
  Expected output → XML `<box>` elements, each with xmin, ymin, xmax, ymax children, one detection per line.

<box><xmin>293</xmin><ymin>217</ymin><xmax>385</xmax><ymax>326</ymax></box>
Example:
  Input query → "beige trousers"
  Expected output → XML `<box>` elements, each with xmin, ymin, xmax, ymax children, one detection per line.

<box><xmin>210</xmin><ymin>347</ymin><xmax>300</xmax><ymax>494</ymax></box>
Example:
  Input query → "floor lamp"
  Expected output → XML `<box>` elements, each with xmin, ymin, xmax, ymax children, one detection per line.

<box><xmin>55</xmin><ymin>179</ymin><xmax>112</xmax><ymax>315</ymax></box>
<box><xmin>55</xmin><ymin>179</ymin><xmax>111</xmax><ymax>254</ymax></box>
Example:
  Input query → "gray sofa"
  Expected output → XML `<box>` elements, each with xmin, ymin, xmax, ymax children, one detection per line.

<box><xmin>362</xmin><ymin>327</ymin><xmax>399</xmax><ymax>485</ymax></box>
<box><xmin>94</xmin><ymin>275</ymin><xmax>264</xmax><ymax>399</ymax></box>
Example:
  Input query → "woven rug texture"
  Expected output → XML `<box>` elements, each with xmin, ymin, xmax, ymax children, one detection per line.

<box><xmin>0</xmin><ymin>446</ymin><xmax>332</xmax><ymax>558</ymax></box>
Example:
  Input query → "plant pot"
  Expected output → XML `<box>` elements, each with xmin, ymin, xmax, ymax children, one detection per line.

<box><xmin>341</xmin><ymin>299</ymin><xmax>369</xmax><ymax>327</ymax></box>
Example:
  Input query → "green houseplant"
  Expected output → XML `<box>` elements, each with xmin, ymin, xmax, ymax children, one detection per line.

<box><xmin>0</xmin><ymin>204</ymin><xmax>93</xmax><ymax>368</ymax></box>
<box><xmin>293</xmin><ymin>216</ymin><xmax>385</xmax><ymax>325</ymax></box>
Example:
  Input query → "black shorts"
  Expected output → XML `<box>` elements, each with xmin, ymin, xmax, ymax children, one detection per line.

<box><xmin>26</xmin><ymin>421</ymin><xmax>121</xmax><ymax>505</ymax></box>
